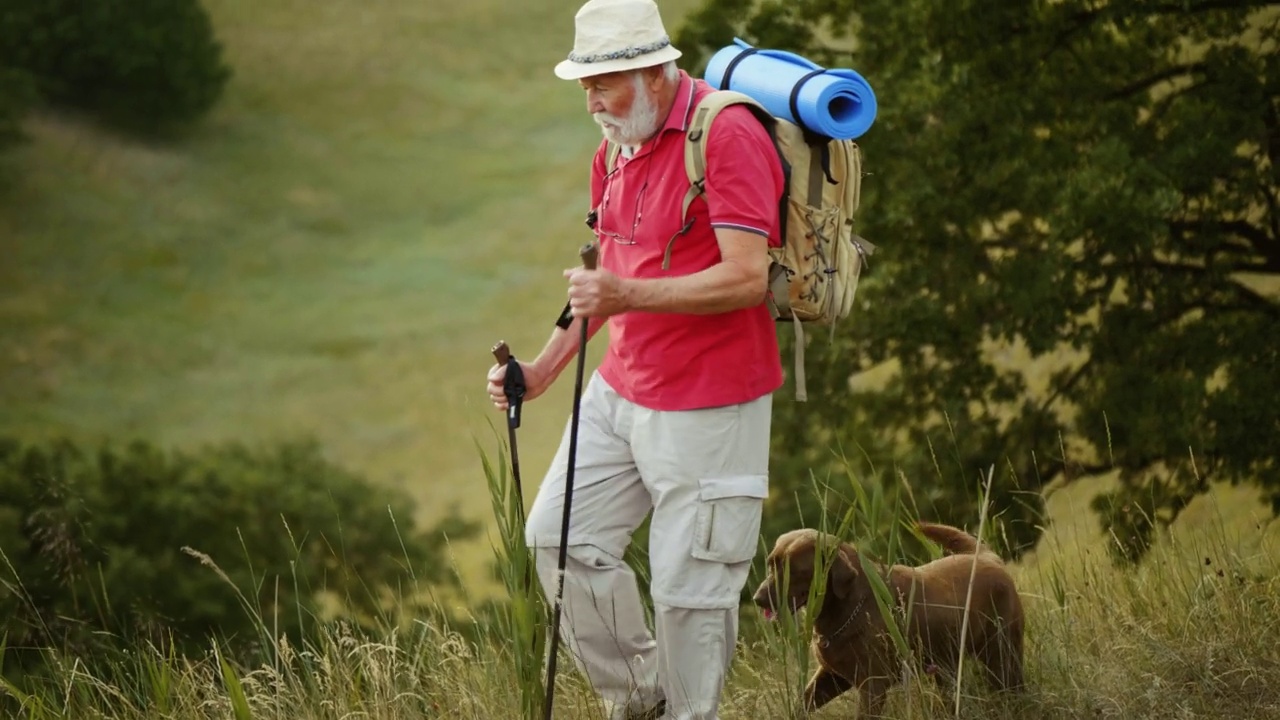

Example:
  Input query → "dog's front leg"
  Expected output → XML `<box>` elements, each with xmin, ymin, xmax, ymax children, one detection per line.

<box><xmin>803</xmin><ymin>667</ymin><xmax>854</xmax><ymax>711</ymax></box>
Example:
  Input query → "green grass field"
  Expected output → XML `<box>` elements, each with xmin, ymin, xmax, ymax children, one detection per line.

<box><xmin>1</xmin><ymin>0</ymin><xmax>694</xmax><ymax>589</ymax></box>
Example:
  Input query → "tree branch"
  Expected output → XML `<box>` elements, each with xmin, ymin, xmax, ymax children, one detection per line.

<box><xmin>1105</xmin><ymin>63</ymin><xmax>1207</xmax><ymax>102</ymax></box>
<box><xmin>1039</xmin><ymin>354</ymin><xmax>1095</xmax><ymax>419</ymax></box>
<box><xmin>1054</xmin><ymin>1</ymin><xmax>1280</xmax><ymax>71</ymax></box>
<box><xmin>1058</xmin><ymin>461</ymin><xmax>1113</xmax><ymax>484</ymax></box>
<box><xmin>1149</xmin><ymin>0</ymin><xmax>1280</xmax><ymax>14</ymax></box>
<box><xmin>1124</xmin><ymin>259</ymin><xmax>1280</xmax><ymax>318</ymax></box>
<box><xmin>1170</xmin><ymin>218</ymin><xmax>1280</xmax><ymax>271</ymax></box>
<box><xmin>1063</xmin><ymin>1</ymin><xmax>1280</xmax><ymax>31</ymax></box>
<box><xmin>1264</xmin><ymin>102</ymin><xmax>1280</xmax><ymax>242</ymax></box>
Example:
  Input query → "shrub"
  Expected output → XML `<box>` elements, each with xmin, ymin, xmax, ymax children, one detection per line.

<box><xmin>0</xmin><ymin>0</ymin><xmax>231</xmax><ymax>134</ymax></box>
<box><xmin>0</xmin><ymin>66</ymin><xmax>35</xmax><ymax>151</ymax></box>
<box><xmin>0</xmin><ymin>435</ymin><xmax>476</xmax><ymax>684</ymax></box>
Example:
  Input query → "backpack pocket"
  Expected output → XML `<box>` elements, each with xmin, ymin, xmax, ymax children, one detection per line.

<box><xmin>772</xmin><ymin>197</ymin><xmax>844</xmax><ymax>324</ymax></box>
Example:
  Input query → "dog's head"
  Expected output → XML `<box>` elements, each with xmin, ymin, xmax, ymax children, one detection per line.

<box><xmin>751</xmin><ymin>529</ymin><xmax>863</xmax><ymax>620</ymax></box>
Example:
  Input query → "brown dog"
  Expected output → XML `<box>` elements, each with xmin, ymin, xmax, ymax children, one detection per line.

<box><xmin>752</xmin><ymin>522</ymin><xmax>1024</xmax><ymax>716</ymax></box>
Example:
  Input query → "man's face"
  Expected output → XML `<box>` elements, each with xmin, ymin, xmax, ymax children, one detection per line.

<box><xmin>579</xmin><ymin>69</ymin><xmax>661</xmax><ymax>147</ymax></box>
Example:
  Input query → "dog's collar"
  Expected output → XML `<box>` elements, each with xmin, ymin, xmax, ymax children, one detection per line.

<box><xmin>817</xmin><ymin>595</ymin><xmax>867</xmax><ymax>648</ymax></box>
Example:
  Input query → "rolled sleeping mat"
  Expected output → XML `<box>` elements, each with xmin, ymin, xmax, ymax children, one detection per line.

<box><xmin>704</xmin><ymin>37</ymin><xmax>878</xmax><ymax>140</ymax></box>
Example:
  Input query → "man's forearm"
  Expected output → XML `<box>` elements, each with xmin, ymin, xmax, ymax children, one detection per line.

<box><xmin>620</xmin><ymin>260</ymin><xmax>766</xmax><ymax>316</ymax></box>
<box><xmin>534</xmin><ymin>316</ymin><xmax>607</xmax><ymax>381</ymax></box>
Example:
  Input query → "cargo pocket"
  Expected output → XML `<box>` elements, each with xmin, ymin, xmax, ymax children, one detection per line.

<box><xmin>690</xmin><ymin>475</ymin><xmax>769</xmax><ymax>564</ymax></box>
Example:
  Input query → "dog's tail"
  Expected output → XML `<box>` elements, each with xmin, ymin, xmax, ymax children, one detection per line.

<box><xmin>916</xmin><ymin>522</ymin><xmax>1000</xmax><ymax>560</ymax></box>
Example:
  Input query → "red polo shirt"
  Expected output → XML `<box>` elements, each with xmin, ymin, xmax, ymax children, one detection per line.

<box><xmin>590</xmin><ymin>71</ymin><xmax>785</xmax><ymax>411</ymax></box>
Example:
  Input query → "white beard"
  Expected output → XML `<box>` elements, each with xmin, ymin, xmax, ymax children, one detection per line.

<box><xmin>592</xmin><ymin>73</ymin><xmax>661</xmax><ymax>148</ymax></box>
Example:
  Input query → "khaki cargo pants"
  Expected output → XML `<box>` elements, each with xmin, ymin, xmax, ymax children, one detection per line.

<box><xmin>525</xmin><ymin>371</ymin><xmax>772</xmax><ymax>720</ymax></box>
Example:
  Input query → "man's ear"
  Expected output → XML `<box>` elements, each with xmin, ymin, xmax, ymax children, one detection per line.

<box><xmin>828</xmin><ymin>545</ymin><xmax>858</xmax><ymax>599</ymax></box>
<box><xmin>640</xmin><ymin>63</ymin><xmax>665</xmax><ymax>91</ymax></box>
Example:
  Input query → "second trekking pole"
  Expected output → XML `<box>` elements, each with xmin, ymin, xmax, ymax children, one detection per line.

<box><xmin>542</xmin><ymin>241</ymin><xmax>599</xmax><ymax>720</ymax></box>
<box><xmin>491</xmin><ymin>339</ymin><xmax>527</xmax><ymax>512</ymax></box>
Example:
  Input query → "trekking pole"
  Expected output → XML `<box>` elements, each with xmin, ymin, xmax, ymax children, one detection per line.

<box><xmin>491</xmin><ymin>340</ymin><xmax>527</xmax><ymax>513</ymax></box>
<box><xmin>542</xmin><ymin>241</ymin><xmax>599</xmax><ymax>720</ymax></box>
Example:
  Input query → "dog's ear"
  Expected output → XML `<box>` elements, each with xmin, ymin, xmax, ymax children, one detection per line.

<box><xmin>828</xmin><ymin>545</ymin><xmax>859</xmax><ymax>599</ymax></box>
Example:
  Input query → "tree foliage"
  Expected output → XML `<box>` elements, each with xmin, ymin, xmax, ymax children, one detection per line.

<box><xmin>0</xmin><ymin>67</ymin><xmax>35</xmax><ymax>152</ymax></box>
<box><xmin>0</xmin><ymin>0</ymin><xmax>231</xmax><ymax>135</ymax></box>
<box><xmin>676</xmin><ymin>0</ymin><xmax>1279</xmax><ymax>561</ymax></box>
<box><xmin>0</xmin><ymin>436</ymin><xmax>476</xmax><ymax>683</ymax></box>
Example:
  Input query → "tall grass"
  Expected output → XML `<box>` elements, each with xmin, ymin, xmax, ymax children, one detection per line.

<box><xmin>1</xmin><ymin>442</ymin><xmax>1278</xmax><ymax>719</ymax></box>
<box><xmin>479</xmin><ymin>435</ymin><xmax>546</xmax><ymax>719</ymax></box>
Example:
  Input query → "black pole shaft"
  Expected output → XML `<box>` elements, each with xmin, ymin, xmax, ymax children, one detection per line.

<box><xmin>507</xmin><ymin>422</ymin><xmax>523</xmax><ymax>507</ymax></box>
<box><xmin>542</xmin><ymin>242</ymin><xmax>598</xmax><ymax>720</ymax></box>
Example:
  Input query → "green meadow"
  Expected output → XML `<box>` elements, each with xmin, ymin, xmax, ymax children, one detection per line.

<box><xmin>0</xmin><ymin>0</ymin><xmax>721</xmax><ymax>589</ymax></box>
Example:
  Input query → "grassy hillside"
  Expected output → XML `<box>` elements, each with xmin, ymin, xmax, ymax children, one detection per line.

<box><xmin>4</xmin><ymin>475</ymin><xmax>1276</xmax><ymax>719</ymax></box>
<box><xmin>0</xmin><ymin>0</ymin><xmax>691</xmax><ymax>589</ymax></box>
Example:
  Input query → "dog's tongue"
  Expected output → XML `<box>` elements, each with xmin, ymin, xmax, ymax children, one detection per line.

<box><xmin>762</xmin><ymin>608</ymin><xmax>776</xmax><ymax>621</ymax></box>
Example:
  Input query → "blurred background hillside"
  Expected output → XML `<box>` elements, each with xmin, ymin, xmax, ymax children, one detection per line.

<box><xmin>1</xmin><ymin>0</ymin><xmax>698</xmax><ymax>592</ymax></box>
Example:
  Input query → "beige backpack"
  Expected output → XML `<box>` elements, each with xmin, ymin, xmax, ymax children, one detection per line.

<box><xmin>604</xmin><ymin>89</ymin><xmax>876</xmax><ymax>401</ymax></box>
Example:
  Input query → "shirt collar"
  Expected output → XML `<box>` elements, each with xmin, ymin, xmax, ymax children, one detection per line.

<box><xmin>662</xmin><ymin>70</ymin><xmax>698</xmax><ymax>134</ymax></box>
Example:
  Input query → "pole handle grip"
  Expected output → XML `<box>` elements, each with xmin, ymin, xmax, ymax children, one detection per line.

<box><xmin>491</xmin><ymin>340</ymin><xmax>511</xmax><ymax>366</ymax></box>
<box><xmin>580</xmin><ymin>243</ymin><xmax>599</xmax><ymax>271</ymax></box>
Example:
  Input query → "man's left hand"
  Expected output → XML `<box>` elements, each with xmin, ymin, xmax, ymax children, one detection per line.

<box><xmin>565</xmin><ymin>266</ymin><xmax>629</xmax><ymax>318</ymax></box>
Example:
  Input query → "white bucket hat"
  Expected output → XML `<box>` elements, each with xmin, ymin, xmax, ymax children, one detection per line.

<box><xmin>554</xmin><ymin>0</ymin><xmax>683</xmax><ymax>80</ymax></box>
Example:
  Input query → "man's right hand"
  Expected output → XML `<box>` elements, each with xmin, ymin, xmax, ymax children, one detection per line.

<box><xmin>487</xmin><ymin>359</ymin><xmax>552</xmax><ymax>412</ymax></box>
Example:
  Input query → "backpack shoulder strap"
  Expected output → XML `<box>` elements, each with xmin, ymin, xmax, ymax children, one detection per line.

<box><xmin>681</xmin><ymin>90</ymin><xmax>776</xmax><ymax>222</ymax></box>
<box><xmin>681</xmin><ymin>89</ymin><xmax>793</xmax><ymax>309</ymax></box>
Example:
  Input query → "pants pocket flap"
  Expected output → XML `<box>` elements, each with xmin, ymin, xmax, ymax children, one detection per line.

<box><xmin>698</xmin><ymin>475</ymin><xmax>769</xmax><ymax>501</ymax></box>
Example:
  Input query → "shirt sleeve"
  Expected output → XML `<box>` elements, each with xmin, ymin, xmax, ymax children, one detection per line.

<box><xmin>702</xmin><ymin>105</ymin><xmax>785</xmax><ymax>247</ymax></box>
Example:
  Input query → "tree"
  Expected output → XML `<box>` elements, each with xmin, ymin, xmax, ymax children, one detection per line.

<box><xmin>0</xmin><ymin>0</ymin><xmax>230</xmax><ymax>135</ymax></box>
<box><xmin>676</xmin><ymin>0</ymin><xmax>1279</xmax><ymax>561</ymax></box>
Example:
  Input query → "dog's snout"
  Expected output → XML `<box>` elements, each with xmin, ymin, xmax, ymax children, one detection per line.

<box><xmin>751</xmin><ymin>577</ymin><xmax>774</xmax><ymax>607</ymax></box>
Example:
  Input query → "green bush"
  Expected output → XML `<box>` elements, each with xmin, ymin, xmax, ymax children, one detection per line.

<box><xmin>0</xmin><ymin>0</ymin><xmax>231</xmax><ymax>134</ymax></box>
<box><xmin>0</xmin><ymin>66</ymin><xmax>35</xmax><ymax>150</ymax></box>
<box><xmin>0</xmin><ymin>436</ymin><xmax>476</xmax><ymax>682</ymax></box>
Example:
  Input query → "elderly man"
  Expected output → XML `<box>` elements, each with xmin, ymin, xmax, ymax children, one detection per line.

<box><xmin>485</xmin><ymin>0</ymin><xmax>784</xmax><ymax>717</ymax></box>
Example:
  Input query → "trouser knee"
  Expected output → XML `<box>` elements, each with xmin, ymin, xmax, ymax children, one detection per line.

<box><xmin>531</xmin><ymin>543</ymin><xmax>623</xmax><ymax>589</ymax></box>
